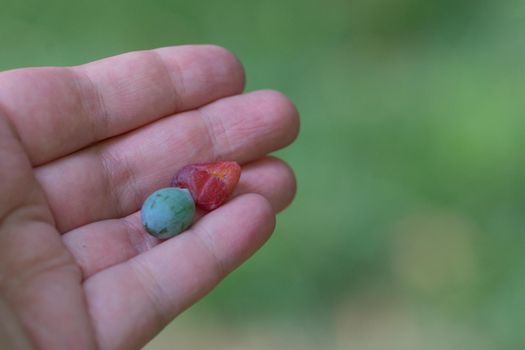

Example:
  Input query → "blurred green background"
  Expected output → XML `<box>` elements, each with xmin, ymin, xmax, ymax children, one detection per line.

<box><xmin>2</xmin><ymin>0</ymin><xmax>525</xmax><ymax>348</ymax></box>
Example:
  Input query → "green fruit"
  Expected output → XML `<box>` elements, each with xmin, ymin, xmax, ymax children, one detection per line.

<box><xmin>141</xmin><ymin>187</ymin><xmax>195</xmax><ymax>239</ymax></box>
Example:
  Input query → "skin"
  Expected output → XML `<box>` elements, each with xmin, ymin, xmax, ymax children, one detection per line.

<box><xmin>0</xmin><ymin>45</ymin><xmax>299</xmax><ymax>349</ymax></box>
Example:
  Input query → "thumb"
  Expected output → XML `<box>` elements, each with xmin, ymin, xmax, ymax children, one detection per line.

<box><xmin>0</xmin><ymin>113</ymin><xmax>96</xmax><ymax>348</ymax></box>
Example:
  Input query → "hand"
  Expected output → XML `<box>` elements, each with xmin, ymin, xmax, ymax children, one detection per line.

<box><xmin>0</xmin><ymin>45</ymin><xmax>299</xmax><ymax>349</ymax></box>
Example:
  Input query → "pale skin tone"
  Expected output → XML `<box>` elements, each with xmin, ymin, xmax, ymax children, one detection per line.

<box><xmin>0</xmin><ymin>45</ymin><xmax>299</xmax><ymax>349</ymax></box>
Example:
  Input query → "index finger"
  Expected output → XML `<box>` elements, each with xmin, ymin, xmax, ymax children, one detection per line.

<box><xmin>0</xmin><ymin>45</ymin><xmax>245</xmax><ymax>165</ymax></box>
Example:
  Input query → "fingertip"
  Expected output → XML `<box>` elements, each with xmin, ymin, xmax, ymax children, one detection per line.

<box><xmin>264</xmin><ymin>156</ymin><xmax>297</xmax><ymax>212</ymax></box>
<box><xmin>198</xmin><ymin>89</ymin><xmax>300</xmax><ymax>163</ymax></box>
<box><xmin>244</xmin><ymin>192</ymin><xmax>277</xmax><ymax>236</ymax></box>
<box><xmin>155</xmin><ymin>45</ymin><xmax>246</xmax><ymax>105</ymax></box>
<box><xmin>199</xmin><ymin>45</ymin><xmax>246</xmax><ymax>92</ymax></box>
<box><xmin>238</xmin><ymin>157</ymin><xmax>297</xmax><ymax>213</ymax></box>
<box><xmin>191</xmin><ymin>193</ymin><xmax>276</xmax><ymax>273</ymax></box>
<box><xmin>204</xmin><ymin>192</ymin><xmax>276</xmax><ymax>242</ymax></box>
<box><xmin>228</xmin><ymin>193</ymin><xmax>276</xmax><ymax>267</ymax></box>
<box><xmin>255</xmin><ymin>89</ymin><xmax>300</xmax><ymax>146</ymax></box>
<box><xmin>279</xmin><ymin>163</ymin><xmax>297</xmax><ymax>212</ymax></box>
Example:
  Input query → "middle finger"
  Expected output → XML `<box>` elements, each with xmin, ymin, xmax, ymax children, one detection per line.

<box><xmin>35</xmin><ymin>90</ymin><xmax>299</xmax><ymax>232</ymax></box>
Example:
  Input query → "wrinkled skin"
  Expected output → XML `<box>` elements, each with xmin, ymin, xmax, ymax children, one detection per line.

<box><xmin>0</xmin><ymin>45</ymin><xmax>299</xmax><ymax>349</ymax></box>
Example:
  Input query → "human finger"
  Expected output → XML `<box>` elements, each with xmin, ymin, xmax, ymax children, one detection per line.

<box><xmin>0</xmin><ymin>45</ymin><xmax>245</xmax><ymax>165</ymax></box>
<box><xmin>63</xmin><ymin>156</ymin><xmax>295</xmax><ymax>278</ymax></box>
<box><xmin>84</xmin><ymin>193</ymin><xmax>275</xmax><ymax>349</ymax></box>
<box><xmin>37</xmin><ymin>90</ymin><xmax>299</xmax><ymax>232</ymax></box>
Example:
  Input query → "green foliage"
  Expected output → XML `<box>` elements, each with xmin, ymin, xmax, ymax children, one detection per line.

<box><xmin>2</xmin><ymin>0</ymin><xmax>525</xmax><ymax>347</ymax></box>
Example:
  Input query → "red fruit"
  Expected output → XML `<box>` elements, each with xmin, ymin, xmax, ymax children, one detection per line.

<box><xmin>171</xmin><ymin>161</ymin><xmax>241</xmax><ymax>211</ymax></box>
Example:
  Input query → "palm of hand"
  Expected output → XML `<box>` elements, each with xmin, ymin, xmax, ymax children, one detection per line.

<box><xmin>0</xmin><ymin>45</ymin><xmax>298</xmax><ymax>349</ymax></box>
